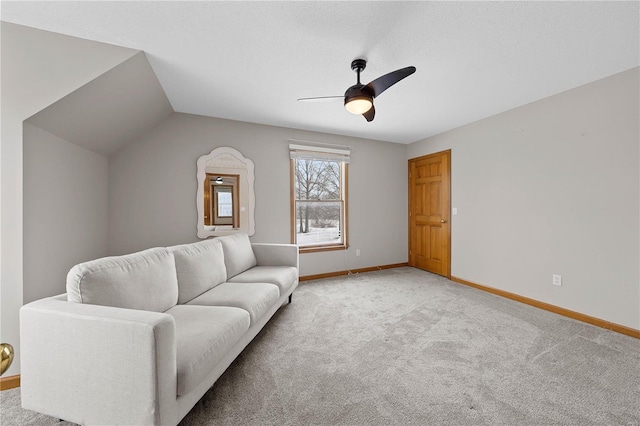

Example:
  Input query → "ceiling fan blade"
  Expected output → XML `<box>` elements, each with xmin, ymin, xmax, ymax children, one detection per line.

<box><xmin>363</xmin><ymin>105</ymin><xmax>375</xmax><ymax>122</ymax></box>
<box><xmin>364</xmin><ymin>66</ymin><xmax>416</xmax><ymax>98</ymax></box>
<box><xmin>297</xmin><ymin>96</ymin><xmax>344</xmax><ymax>102</ymax></box>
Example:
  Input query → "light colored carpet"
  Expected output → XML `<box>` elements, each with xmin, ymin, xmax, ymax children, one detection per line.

<box><xmin>2</xmin><ymin>267</ymin><xmax>639</xmax><ymax>425</ymax></box>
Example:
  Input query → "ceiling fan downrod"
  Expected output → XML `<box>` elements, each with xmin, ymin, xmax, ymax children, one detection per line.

<box><xmin>351</xmin><ymin>59</ymin><xmax>367</xmax><ymax>85</ymax></box>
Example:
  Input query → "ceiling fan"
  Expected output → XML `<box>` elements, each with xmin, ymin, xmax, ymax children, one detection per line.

<box><xmin>298</xmin><ymin>59</ymin><xmax>416</xmax><ymax>122</ymax></box>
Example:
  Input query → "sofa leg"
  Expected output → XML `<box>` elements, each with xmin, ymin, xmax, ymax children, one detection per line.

<box><xmin>288</xmin><ymin>294</ymin><xmax>292</xmax><ymax>304</ymax></box>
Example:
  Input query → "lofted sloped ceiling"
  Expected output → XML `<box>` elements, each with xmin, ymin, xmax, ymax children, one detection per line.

<box><xmin>26</xmin><ymin>51</ymin><xmax>173</xmax><ymax>157</ymax></box>
<box><xmin>4</xmin><ymin>1</ymin><xmax>640</xmax><ymax>144</ymax></box>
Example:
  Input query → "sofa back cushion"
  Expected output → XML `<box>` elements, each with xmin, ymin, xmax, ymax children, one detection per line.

<box><xmin>169</xmin><ymin>239</ymin><xmax>227</xmax><ymax>304</ymax></box>
<box><xmin>66</xmin><ymin>248</ymin><xmax>178</xmax><ymax>312</ymax></box>
<box><xmin>217</xmin><ymin>233</ymin><xmax>257</xmax><ymax>278</ymax></box>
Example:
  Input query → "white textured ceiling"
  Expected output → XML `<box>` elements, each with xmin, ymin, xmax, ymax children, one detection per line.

<box><xmin>2</xmin><ymin>1</ymin><xmax>639</xmax><ymax>144</ymax></box>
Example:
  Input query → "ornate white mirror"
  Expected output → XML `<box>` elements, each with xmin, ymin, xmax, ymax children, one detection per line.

<box><xmin>196</xmin><ymin>147</ymin><xmax>255</xmax><ymax>238</ymax></box>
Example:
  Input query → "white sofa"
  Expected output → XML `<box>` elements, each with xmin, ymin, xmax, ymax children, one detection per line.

<box><xmin>20</xmin><ymin>233</ymin><xmax>298</xmax><ymax>425</ymax></box>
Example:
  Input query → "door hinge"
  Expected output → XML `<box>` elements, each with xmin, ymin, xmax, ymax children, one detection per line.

<box><xmin>409</xmin><ymin>211</ymin><xmax>412</xmax><ymax>217</ymax></box>
<box><xmin>409</xmin><ymin>250</ymin><xmax>412</xmax><ymax>255</ymax></box>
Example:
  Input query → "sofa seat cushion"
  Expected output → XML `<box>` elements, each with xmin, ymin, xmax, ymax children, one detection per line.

<box><xmin>66</xmin><ymin>248</ymin><xmax>178</xmax><ymax>313</ymax></box>
<box><xmin>217</xmin><ymin>233</ymin><xmax>257</xmax><ymax>279</ymax></box>
<box><xmin>166</xmin><ymin>305</ymin><xmax>250</xmax><ymax>396</ymax></box>
<box><xmin>228</xmin><ymin>266</ymin><xmax>298</xmax><ymax>295</ymax></box>
<box><xmin>187</xmin><ymin>282</ymin><xmax>279</xmax><ymax>325</ymax></box>
<box><xmin>168</xmin><ymin>239</ymin><xmax>227</xmax><ymax>304</ymax></box>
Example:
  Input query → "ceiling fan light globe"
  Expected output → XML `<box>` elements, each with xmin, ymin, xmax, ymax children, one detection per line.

<box><xmin>345</xmin><ymin>97</ymin><xmax>373</xmax><ymax>114</ymax></box>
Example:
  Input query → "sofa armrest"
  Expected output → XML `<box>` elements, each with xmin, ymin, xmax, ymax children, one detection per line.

<box><xmin>251</xmin><ymin>243</ymin><xmax>299</xmax><ymax>269</ymax></box>
<box><xmin>20</xmin><ymin>295</ymin><xmax>177</xmax><ymax>425</ymax></box>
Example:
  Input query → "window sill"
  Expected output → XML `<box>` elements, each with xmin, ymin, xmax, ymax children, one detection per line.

<box><xmin>298</xmin><ymin>244</ymin><xmax>347</xmax><ymax>254</ymax></box>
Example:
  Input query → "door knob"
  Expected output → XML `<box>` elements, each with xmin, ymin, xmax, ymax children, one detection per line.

<box><xmin>440</xmin><ymin>219</ymin><xmax>447</xmax><ymax>223</ymax></box>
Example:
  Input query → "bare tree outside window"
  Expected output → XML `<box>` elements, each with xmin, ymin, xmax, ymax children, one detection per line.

<box><xmin>293</xmin><ymin>158</ymin><xmax>346</xmax><ymax>247</ymax></box>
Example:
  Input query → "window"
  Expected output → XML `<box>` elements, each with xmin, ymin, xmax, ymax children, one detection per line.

<box><xmin>290</xmin><ymin>143</ymin><xmax>349</xmax><ymax>252</ymax></box>
<box><xmin>216</xmin><ymin>188</ymin><xmax>233</xmax><ymax>217</ymax></box>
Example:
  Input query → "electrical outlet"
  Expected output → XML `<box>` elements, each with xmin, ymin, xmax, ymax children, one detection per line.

<box><xmin>552</xmin><ymin>274</ymin><xmax>562</xmax><ymax>286</ymax></box>
<box><xmin>356</xmin><ymin>249</ymin><xmax>361</xmax><ymax>257</ymax></box>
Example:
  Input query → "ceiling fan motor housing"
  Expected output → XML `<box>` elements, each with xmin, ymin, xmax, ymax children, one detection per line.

<box><xmin>344</xmin><ymin>84</ymin><xmax>374</xmax><ymax>114</ymax></box>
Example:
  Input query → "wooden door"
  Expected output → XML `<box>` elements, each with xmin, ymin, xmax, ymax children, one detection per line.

<box><xmin>408</xmin><ymin>150</ymin><xmax>451</xmax><ymax>277</ymax></box>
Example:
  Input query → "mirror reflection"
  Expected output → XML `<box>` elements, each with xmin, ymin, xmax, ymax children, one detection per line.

<box><xmin>204</xmin><ymin>174</ymin><xmax>239</xmax><ymax>228</ymax></box>
<box><xmin>196</xmin><ymin>147</ymin><xmax>255</xmax><ymax>238</ymax></box>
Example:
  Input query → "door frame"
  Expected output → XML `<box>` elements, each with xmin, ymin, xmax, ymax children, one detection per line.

<box><xmin>408</xmin><ymin>149</ymin><xmax>452</xmax><ymax>278</ymax></box>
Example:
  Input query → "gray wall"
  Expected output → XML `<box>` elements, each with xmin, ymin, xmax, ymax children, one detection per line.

<box><xmin>20</xmin><ymin>51</ymin><xmax>171</xmax><ymax>307</ymax></box>
<box><xmin>407</xmin><ymin>67</ymin><xmax>640</xmax><ymax>329</ymax></box>
<box><xmin>23</xmin><ymin>124</ymin><xmax>109</xmax><ymax>303</ymax></box>
<box><xmin>26</xmin><ymin>52</ymin><xmax>173</xmax><ymax>157</ymax></box>
<box><xmin>0</xmin><ymin>22</ymin><xmax>137</xmax><ymax>376</ymax></box>
<box><xmin>108</xmin><ymin>113</ymin><xmax>408</xmax><ymax>276</ymax></box>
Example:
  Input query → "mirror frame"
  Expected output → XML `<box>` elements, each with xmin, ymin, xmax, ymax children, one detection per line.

<box><xmin>196</xmin><ymin>147</ymin><xmax>255</xmax><ymax>238</ymax></box>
